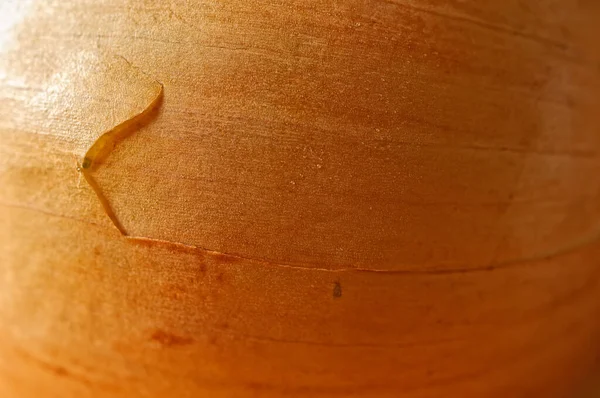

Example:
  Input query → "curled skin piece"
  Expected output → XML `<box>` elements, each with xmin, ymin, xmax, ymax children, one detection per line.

<box><xmin>79</xmin><ymin>83</ymin><xmax>164</xmax><ymax>235</ymax></box>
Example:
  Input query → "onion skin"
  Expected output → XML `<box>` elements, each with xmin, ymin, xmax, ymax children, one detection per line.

<box><xmin>1</xmin><ymin>1</ymin><xmax>599</xmax><ymax>397</ymax></box>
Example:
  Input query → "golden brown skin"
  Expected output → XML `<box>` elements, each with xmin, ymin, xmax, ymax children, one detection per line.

<box><xmin>1</xmin><ymin>1</ymin><xmax>599</xmax><ymax>397</ymax></box>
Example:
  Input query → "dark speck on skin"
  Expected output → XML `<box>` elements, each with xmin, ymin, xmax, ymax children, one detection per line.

<box><xmin>333</xmin><ymin>281</ymin><xmax>342</xmax><ymax>298</ymax></box>
<box><xmin>81</xmin><ymin>157</ymin><xmax>91</xmax><ymax>169</ymax></box>
<box><xmin>150</xmin><ymin>329</ymin><xmax>194</xmax><ymax>347</ymax></box>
